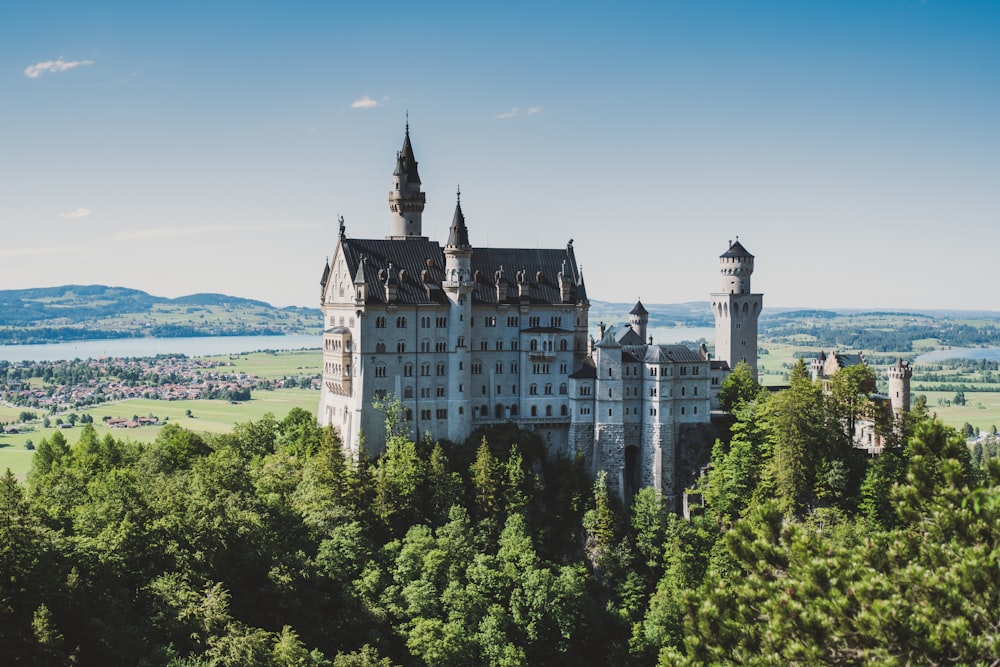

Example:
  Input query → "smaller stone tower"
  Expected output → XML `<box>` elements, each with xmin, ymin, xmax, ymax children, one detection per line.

<box><xmin>387</xmin><ymin>123</ymin><xmax>426</xmax><ymax>239</ymax></box>
<box><xmin>629</xmin><ymin>300</ymin><xmax>649</xmax><ymax>342</ymax></box>
<box><xmin>887</xmin><ymin>358</ymin><xmax>912</xmax><ymax>420</ymax></box>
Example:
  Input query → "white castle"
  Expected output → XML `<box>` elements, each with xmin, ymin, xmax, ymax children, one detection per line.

<box><xmin>318</xmin><ymin>127</ymin><xmax>762</xmax><ymax>502</ymax></box>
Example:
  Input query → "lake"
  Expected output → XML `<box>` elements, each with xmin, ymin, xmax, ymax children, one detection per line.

<box><xmin>0</xmin><ymin>334</ymin><xmax>320</xmax><ymax>363</ymax></box>
<box><xmin>0</xmin><ymin>326</ymin><xmax>717</xmax><ymax>363</ymax></box>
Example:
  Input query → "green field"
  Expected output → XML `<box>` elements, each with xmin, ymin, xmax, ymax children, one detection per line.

<box><xmin>0</xmin><ymin>348</ymin><xmax>322</xmax><ymax>479</ymax></box>
<box><xmin>754</xmin><ymin>340</ymin><xmax>1000</xmax><ymax>437</ymax></box>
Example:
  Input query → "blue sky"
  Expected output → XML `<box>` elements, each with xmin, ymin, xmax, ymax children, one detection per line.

<box><xmin>2</xmin><ymin>1</ymin><xmax>998</xmax><ymax>310</ymax></box>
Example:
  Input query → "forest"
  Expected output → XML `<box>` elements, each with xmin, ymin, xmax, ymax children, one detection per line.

<box><xmin>2</xmin><ymin>360</ymin><xmax>999</xmax><ymax>666</ymax></box>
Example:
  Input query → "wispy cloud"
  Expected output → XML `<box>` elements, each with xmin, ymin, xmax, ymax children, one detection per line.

<box><xmin>351</xmin><ymin>95</ymin><xmax>380</xmax><ymax>109</ymax></box>
<box><xmin>114</xmin><ymin>223</ymin><xmax>320</xmax><ymax>241</ymax></box>
<box><xmin>59</xmin><ymin>208</ymin><xmax>92</xmax><ymax>219</ymax></box>
<box><xmin>24</xmin><ymin>58</ymin><xmax>94</xmax><ymax>79</ymax></box>
<box><xmin>495</xmin><ymin>106</ymin><xmax>542</xmax><ymax>119</ymax></box>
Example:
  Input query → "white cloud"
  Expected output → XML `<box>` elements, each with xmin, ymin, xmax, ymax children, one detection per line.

<box><xmin>24</xmin><ymin>58</ymin><xmax>94</xmax><ymax>79</ymax></box>
<box><xmin>351</xmin><ymin>95</ymin><xmax>380</xmax><ymax>109</ymax></box>
<box><xmin>59</xmin><ymin>208</ymin><xmax>92</xmax><ymax>219</ymax></box>
<box><xmin>496</xmin><ymin>106</ymin><xmax>542</xmax><ymax>119</ymax></box>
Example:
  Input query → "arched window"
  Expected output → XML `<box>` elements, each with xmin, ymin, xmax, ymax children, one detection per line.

<box><xmin>531</xmin><ymin>406</ymin><xmax>538</xmax><ymax>417</ymax></box>
<box><xmin>561</xmin><ymin>405</ymin><xmax>568</xmax><ymax>416</ymax></box>
<box><xmin>559</xmin><ymin>339</ymin><xmax>568</xmax><ymax>351</ymax></box>
<box><xmin>495</xmin><ymin>404</ymin><xmax>504</xmax><ymax>419</ymax></box>
<box><xmin>510</xmin><ymin>405</ymin><xmax>518</xmax><ymax>417</ymax></box>
<box><xmin>375</xmin><ymin>341</ymin><xmax>386</xmax><ymax>353</ymax></box>
<box><xmin>545</xmin><ymin>405</ymin><xmax>553</xmax><ymax>416</ymax></box>
<box><xmin>403</xmin><ymin>386</ymin><xmax>413</xmax><ymax>398</ymax></box>
<box><xmin>397</xmin><ymin>341</ymin><xmax>406</xmax><ymax>353</ymax></box>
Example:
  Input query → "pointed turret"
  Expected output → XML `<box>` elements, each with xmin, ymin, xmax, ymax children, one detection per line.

<box><xmin>446</xmin><ymin>190</ymin><xmax>471</xmax><ymax>249</ymax></box>
<box><xmin>444</xmin><ymin>189</ymin><xmax>473</xmax><ymax>289</ymax></box>
<box><xmin>388</xmin><ymin>123</ymin><xmax>426</xmax><ymax>239</ymax></box>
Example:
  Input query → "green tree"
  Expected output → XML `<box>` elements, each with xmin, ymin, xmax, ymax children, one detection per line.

<box><xmin>470</xmin><ymin>438</ymin><xmax>501</xmax><ymax>521</ymax></box>
<box><xmin>761</xmin><ymin>359</ymin><xmax>825</xmax><ymax>516</ymax></box>
<box><xmin>717</xmin><ymin>359</ymin><xmax>760</xmax><ymax>412</ymax></box>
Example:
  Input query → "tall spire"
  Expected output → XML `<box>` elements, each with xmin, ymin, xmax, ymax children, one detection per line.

<box><xmin>446</xmin><ymin>187</ymin><xmax>471</xmax><ymax>249</ymax></box>
<box><xmin>388</xmin><ymin>121</ymin><xmax>426</xmax><ymax>239</ymax></box>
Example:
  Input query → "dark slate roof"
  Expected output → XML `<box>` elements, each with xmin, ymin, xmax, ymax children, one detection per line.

<box><xmin>470</xmin><ymin>246</ymin><xmax>581</xmax><ymax>306</ymax></box>
<box><xmin>834</xmin><ymin>352</ymin><xmax>865</xmax><ymax>369</ymax></box>
<box><xmin>721</xmin><ymin>240</ymin><xmax>753</xmax><ymax>259</ymax></box>
<box><xmin>446</xmin><ymin>201</ymin><xmax>471</xmax><ymax>249</ymax></box>
<box><xmin>629</xmin><ymin>300</ymin><xmax>648</xmax><ymax>315</ymax></box>
<box><xmin>324</xmin><ymin>326</ymin><xmax>351</xmax><ymax>334</ymax></box>
<box><xmin>399</xmin><ymin>130</ymin><xmax>421</xmax><ymax>184</ymax></box>
<box><xmin>661</xmin><ymin>344</ymin><xmax>707</xmax><ymax>363</ymax></box>
<box><xmin>334</xmin><ymin>238</ymin><xmax>584</xmax><ymax>308</ymax></box>
<box><xmin>339</xmin><ymin>238</ymin><xmax>449</xmax><ymax>306</ymax></box>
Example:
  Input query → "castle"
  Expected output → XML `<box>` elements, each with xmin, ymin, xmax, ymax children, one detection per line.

<box><xmin>809</xmin><ymin>352</ymin><xmax>913</xmax><ymax>453</ymax></box>
<box><xmin>317</xmin><ymin>126</ymin><xmax>761</xmax><ymax>503</ymax></box>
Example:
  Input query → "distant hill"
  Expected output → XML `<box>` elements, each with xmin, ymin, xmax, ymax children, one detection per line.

<box><xmin>4</xmin><ymin>288</ymin><xmax>998</xmax><ymax>347</ymax></box>
<box><xmin>0</xmin><ymin>285</ymin><xmax>321</xmax><ymax>344</ymax></box>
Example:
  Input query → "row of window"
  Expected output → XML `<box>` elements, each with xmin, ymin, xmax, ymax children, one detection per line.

<box><xmin>374</xmin><ymin>314</ymin><xmax>570</xmax><ymax>330</ymax></box>
<box><xmin>471</xmin><ymin>315</ymin><xmax>564</xmax><ymax>328</ymax></box>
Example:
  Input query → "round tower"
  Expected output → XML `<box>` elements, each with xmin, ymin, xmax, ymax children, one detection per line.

<box><xmin>887</xmin><ymin>358</ymin><xmax>912</xmax><ymax>417</ymax></box>
<box><xmin>387</xmin><ymin>123</ymin><xmax>426</xmax><ymax>239</ymax></box>
<box><xmin>720</xmin><ymin>238</ymin><xmax>754</xmax><ymax>294</ymax></box>
<box><xmin>629</xmin><ymin>300</ymin><xmax>649</xmax><ymax>343</ymax></box>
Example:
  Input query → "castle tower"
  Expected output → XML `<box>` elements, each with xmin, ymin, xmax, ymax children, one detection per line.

<box><xmin>629</xmin><ymin>300</ymin><xmax>649</xmax><ymax>343</ymax></box>
<box><xmin>387</xmin><ymin>123</ymin><xmax>426</xmax><ymax>239</ymax></box>
<box><xmin>887</xmin><ymin>358</ymin><xmax>912</xmax><ymax>419</ymax></box>
<box><xmin>443</xmin><ymin>191</ymin><xmax>474</xmax><ymax>442</ymax></box>
<box><xmin>711</xmin><ymin>239</ymin><xmax>763</xmax><ymax>377</ymax></box>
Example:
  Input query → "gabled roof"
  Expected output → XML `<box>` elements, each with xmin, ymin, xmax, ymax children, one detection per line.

<box><xmin>594</xmin><ymin>325</ymin><xmax>621</xmax><ymax>349</ymax></box>
<box><xmin>616</xmin><ymin>326</ymin><xmax>644</xmax><ymax>346</ymax></box>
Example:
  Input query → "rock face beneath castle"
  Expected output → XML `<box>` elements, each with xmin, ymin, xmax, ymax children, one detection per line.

<box><xmin>318</xmin><ymin>127</ymin><xmax>760</xmax><ymax>503</ymax></box>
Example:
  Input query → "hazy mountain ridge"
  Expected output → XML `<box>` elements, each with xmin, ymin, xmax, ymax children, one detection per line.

<box><xmin>0</xmin><ymin>285</ymin><xmax>321</xmax><ymax>344</ymax></box>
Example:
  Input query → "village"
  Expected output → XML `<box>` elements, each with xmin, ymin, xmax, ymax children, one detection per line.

<box><xmin>0</xmin><ymin>354</ymin><xmax>319</xmax><ymax>418</ymax></box>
